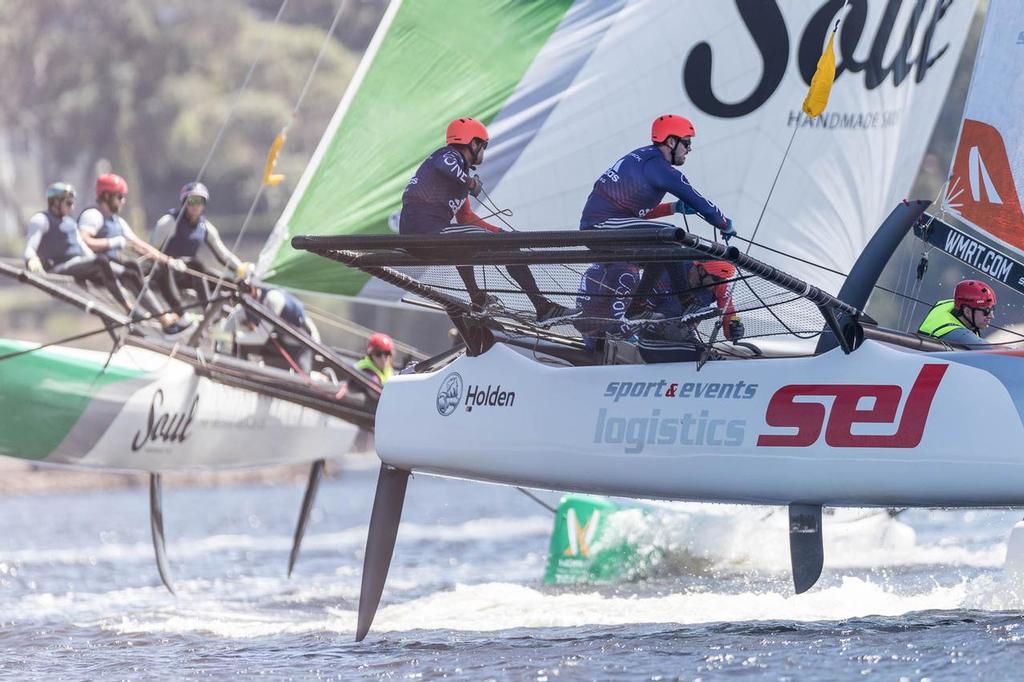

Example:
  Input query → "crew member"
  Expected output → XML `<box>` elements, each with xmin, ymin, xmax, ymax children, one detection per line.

<box><xmin>78</xmin><ymin>173</ymin><xmax>193</xmax><ymax>335</ymax></box>
<box><xmin>151</xmin><ymin>181</ymin><xmax>254</xmax><ymax>315</ymax></box>
<box><xmin>399</xmin><ymin>117</ymin><xmax>571</xmax><ymax>321</ymax></box>
<box><xmin>579</xmin><ymin>115</ymin><xmax>736</xmax><ymax>313</ymax></box>
<box><xmin>235</xmin><ymin>283</ymin><xmax>320</xmax><ymax>374</ymax></box>
<box><xmin>918</xmin><ymin>279</ymin><xmax>995</xmax><ymax>347</ymax></box>
<box><xmin>575</xmin><ymin>260</ymin><xmax>743</xmax><ymax>362</ymax></box>
<box><xmin>355</xmin><ymin>333</ymin><xmax>395</xmax><ymax>386</ymax></box>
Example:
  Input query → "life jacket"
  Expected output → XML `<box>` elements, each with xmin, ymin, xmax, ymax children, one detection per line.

<box><xmin>918</xmin><ymin>299</ymin><xmax>977</xmax><ymax>338</ymax></box>
<box><xmin>355</xmin><ymin>356</ymin><xmax>393</xmax><ymax>385</ymax></box>
<box><xmin>36</xmin><ymin>210</ymin><xmax>83</xmax><ymax>267</ymax></box>
<box><xmin>81</xmin><ymin>207</ymin><xmax>126</xmax><ymax>259</ymax></box>
<box><xmin>162</xmin><ymin>208</ymin><xmax>207</xmax><ymax>259</ymax></box>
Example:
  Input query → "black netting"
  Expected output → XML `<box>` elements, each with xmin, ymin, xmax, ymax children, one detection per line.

<box><xmin>295</xmin><ymin>228</ymin><xmax>858</xmax><ymax>359</ymax></box>
<box><xmin>414</xmin><ymin>260</ymin><xmax>831</xmax><ymax>348</ymax></box>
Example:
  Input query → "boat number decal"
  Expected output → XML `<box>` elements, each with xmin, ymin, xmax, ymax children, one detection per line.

<box><xmin>757</xmin><ymin>364</ymin><xmax>947</xmax><ymax>448</ymax></box>
<box><xmin>131</xmin><ymin>389</ymin><xmax>200</xmax><ymax>451</ymax></box>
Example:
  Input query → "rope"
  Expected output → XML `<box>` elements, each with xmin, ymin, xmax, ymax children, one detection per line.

<box><xmin>0</xmin><ymin>325</ymin><xmax>122</xmax><ymax>363</ymax></box>
<box><xmin>746</xmin><ymin>122</ymin><xmax>800</xmax><ymax>254</ymax></box>
<box><xmin>202</xmin><ymin>0</ymin><xmax>350</xmax><ymax>317</ymax></box>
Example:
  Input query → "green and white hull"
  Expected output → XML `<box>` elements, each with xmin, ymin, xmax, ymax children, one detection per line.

<box><xmin>0</xmin><ymin>339</ymin><xmax>360</xmax><ymax>472</ymax></box>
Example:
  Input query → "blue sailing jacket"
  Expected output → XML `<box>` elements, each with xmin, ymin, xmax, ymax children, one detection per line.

<box><xmin>579</xmin><ymin>145</ymin><xmax>727</xmax><ymax>230</ymax></box>
<box><xmin>400</xmin><ymin>146</ymin><xmax>481</xmax><ymax>234</ymax></box>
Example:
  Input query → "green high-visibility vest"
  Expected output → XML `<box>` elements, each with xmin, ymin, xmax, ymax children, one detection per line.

<box><xmin>355</xmin><ymin>356</ymin><xmax>393</xmax><ymax>384</ymax></box>
<box><xmin>918</xmin><ymin>299</ymin><xmax>977</xmax><ymax>339</ymax></box>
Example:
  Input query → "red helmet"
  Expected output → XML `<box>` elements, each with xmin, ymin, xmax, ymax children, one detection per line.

<box><xmin>96</xmin><ymin>173</ymin><xmax>128</xmax><ymax>197</ymax></box>
<box><xmin>700</xmin><ymin>260</ymin><xmax>736</xmax><ymax>281</ymax></box>
<box><xmin>651</xmin><ymin>114</ymin><xmax>696</xmax><ymax>143</ymax></box>
<box><xmin>446</xmin><ymin>117</ymin><xmax>489</xmax><ymax>145</ymax></box>
<box><xmin>367</xmin><ymin>332</ymin><xmax>394</xmax><ymax>354</ymax></box>
<box><xmin>954</xmin><ymin>279</ymin><xmax>996</xmax><ymax>309</ymax></box>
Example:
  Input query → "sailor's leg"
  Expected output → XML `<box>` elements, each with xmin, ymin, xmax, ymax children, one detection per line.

<box><xmin>186</xmin><ymin>259</ymin><xmax>211</xmax><ymax>307</ymax></box>
<box><xmin>155</xmin><ymin>262</ymin><xmax>185</xmax><ymax>316</ymax></box>
<box><xmin>440</xmin><ymin>226</ymin><xmax>488</xmax><ymax>307</ymax></box>
<box><xmin>54</xmin><ymin>256</ymin><xmax>134</xmax><ymax>311</ymax></box>
<box><xmin>455</xmin><ymin>266</ymin><xmax>486</xmax><ymax>307</ymax></box>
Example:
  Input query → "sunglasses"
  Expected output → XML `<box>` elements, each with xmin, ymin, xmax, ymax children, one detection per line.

<box><xmin>474</xmin><ymin>139</ymin><xmax>488</xmax><ymax>150</ymax></box>
<box><xmin>371</xmin><ymin>350</ymin><xmax>392</xmax><ymax>357</ymax></box>
<box><xmin>975</xmin><ymin>306</ymin><xmax>995</xmax><ymax>315</ymax></box>
<box><xmin>679</xmin><ymin>138</ymin><xmax>692</xmax><ymax>150</ymax></box>
<box><xmin>114</xmin><ymin>193</ymin><xmax>127</xmax><ymax>201</ymax></box>
<box><xmin>62</xmin><ymin>198</ymin><xmax>75</xmax><ymax>206</ymax></box>
<box><xmin>186</xmin><ymin>196</ymin><xmax>206</xmax><ymax>206</ymax></box>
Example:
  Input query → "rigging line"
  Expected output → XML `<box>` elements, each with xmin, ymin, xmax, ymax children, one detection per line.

<box><xmin>515</xmin><ymin>487</ymin><xmax>557</xmax><ymax>515</ymax></box>
<box><xmin>746</xmin><ymin>121</ymin><xmax>800</xmax><ymax>254</ymax></box>
<box><xmin>0</xmin><ymin>325</ymin><xmax>124</xmax><ymax>363</ymax></box>
<box><xmin>302</xmin><ymin>303</ymin><xmax>429</xmax><ymax>359</ymax></box>
<box><xmin>194</xmin><ymin>0</ymin><xmax>292</xmax><ymax>183</ymax></box>
<box><xmin>203</xmin><ymin>0</ymin><xmax>350</xmax><ymax>317</ymax></box>
<box><xmin>110</xmin><ymin>0</ymin><xmax>294</xmax><ymax>350</ymax></box>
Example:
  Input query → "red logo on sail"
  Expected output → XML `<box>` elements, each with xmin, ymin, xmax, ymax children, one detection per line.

<box><xmin>757</xmin><ymin>364</ymin><xmax>947</xmax><ymax>448</ymax></box>
<box><xmin>947</xmin><ymin>119</ymin><xmax>1024</xmax><ymax>249</ymax></box>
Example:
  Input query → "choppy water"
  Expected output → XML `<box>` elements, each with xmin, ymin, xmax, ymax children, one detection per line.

<box><xmin>2</xmin><ymin>456</ymin><xmax>1024</xmax><ymax>680</ymax></box>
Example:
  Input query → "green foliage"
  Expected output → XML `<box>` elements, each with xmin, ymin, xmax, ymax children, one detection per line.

<box><xmin>0</xmin><ymin>0</ymin><xmax>358</xmax><ymax>228</ymax></box>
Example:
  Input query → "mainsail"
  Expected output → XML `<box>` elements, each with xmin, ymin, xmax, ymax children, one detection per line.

<box><xmin>260</xmin><ymin>0</ymin><xmax>977</xmax><ymax>299</ymax></box>
<box><xmin>942</xmin><ymin>0</ymin><xmax>1024</xmax><ymax>252</ymax></box>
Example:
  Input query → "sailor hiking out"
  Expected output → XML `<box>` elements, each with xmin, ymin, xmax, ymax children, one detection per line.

<box><xmin>77</xmin><ymin>173</ymin><xmax>193</xmax><ymax>336</ymax></box>
<box><xmin>918</xmin><ymin>279</ymin><xmax>995</xmax><ymax>347</ymax></box>
<box><xmin>355</xmin><ymin>332</ymin><xmax>395</xmax><ymax>386</ymax></box>
<box><xmin>151</xmin><ymin>181</ymin><xmax>255</xmax><ymax>316</ymax></box>
<box><xmin>399</xmin><ymin>117</ymin><xmax>571</xmax><ymax>321</ymax></box>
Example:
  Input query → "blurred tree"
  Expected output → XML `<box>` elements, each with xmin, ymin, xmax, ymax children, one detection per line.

<box><xmin>0</xmin><ymin>0</ymin><xmax>357</xmax><ymax>234</ymax></box>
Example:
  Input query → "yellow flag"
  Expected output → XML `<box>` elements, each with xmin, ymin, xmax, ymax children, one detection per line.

<box><xmin>802</xmin><ymin>32</ymin><xmax>836</xmax><ymax>118</ymax></box>
<box><xmin>262</xmin><ymin>130</ymin><xmax>287</xmax><ymax>186</ymax></box>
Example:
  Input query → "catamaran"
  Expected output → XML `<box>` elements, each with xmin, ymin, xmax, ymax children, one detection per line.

<box><xmin>277</xmin><ymin>0</ymin><xmax>1023</xmax><ymax>639</ymax></box>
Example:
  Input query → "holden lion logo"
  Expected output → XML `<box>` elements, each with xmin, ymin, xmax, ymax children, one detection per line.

<box><xmin>436</xmin><ymin>372</ymin><xmax>463</xmax><ymax>416</ymax></box>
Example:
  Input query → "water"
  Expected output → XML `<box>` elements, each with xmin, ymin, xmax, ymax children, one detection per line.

<box><xmin>1</xmin><ymin>456</ymin><xmax>1023</xmax><ymax>680</ymax></box>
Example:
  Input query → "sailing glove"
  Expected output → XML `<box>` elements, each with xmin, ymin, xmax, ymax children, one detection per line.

<box><xmin>168</xmin><ymin>258</ymin><xmax>188</xmax><ymax>273</ymax></box>
<box><xmin>728</xmin><ymin>317</ymin><xmax>745</xmax><ymax>341</ymax></box>
<box><xmin>468</xmin><ymin>174</ymin><xmax>484</xmax><ymax>198</ymax></box>
<box><xmin>719</xmin><ymin>219</ymin><xmax>736</xmax><ymax>243</ymax></box>
<box><xmin>26</xmin><ymin>255</ymin><xmax>43</xmax><ymax>274</ymax></box>
<box><xmin>107</xmin><ymin>235</ymin><xmax>127</xmax><ymax>251</ymax></box>
<box><xmin>673</xmin><ymin>200</ymin><xmax>698</xmax><ymax>215</ymax></box>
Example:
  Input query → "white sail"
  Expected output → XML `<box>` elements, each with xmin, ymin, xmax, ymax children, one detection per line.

<box><xmin>262</xmin><ymin>0</ymin><xmax>977</xmax><ymax>298</ymax></box>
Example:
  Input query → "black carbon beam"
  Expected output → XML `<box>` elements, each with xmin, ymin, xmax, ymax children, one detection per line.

<box><xmin>788</xmin><ymin>504</ymin><xmax>824</xmax><ymax>594</ymax></box>
<box><xmin>149</xmin><ymin>473</ymin><xmax>175</xmax><ymax>595</ymax></box>
<box><xmin>356</xmin><ymin>464</ymin><xmax>410</xmax><ymax>642</ymax></box>
<box><xmin>287</xmin><ymin>459</ymin><xmax>325</xmax><ymax>578</ymax></box>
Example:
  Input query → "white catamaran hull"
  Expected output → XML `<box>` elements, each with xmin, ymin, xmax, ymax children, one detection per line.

<box><xmin>377</xmin><ymin>341</ymin><xmax>1024</xmax><ymax>507</ymax></box>
<box><xmin>0</xmin><ymin>340</ymin><xmax>358</xmax><ymax>472</ymax></box>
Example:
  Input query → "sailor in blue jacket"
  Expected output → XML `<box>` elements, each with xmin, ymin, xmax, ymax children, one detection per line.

<box><xmin>579</xmin><ymin>114</ymin><xmax>737</xmax><ymax>320</ymax></box>
<box><xmin>399</xmin><ymin>117</ymin><xmax>571</xmax><ymax>322</ymax></box>
<box><xmin>579</xmin><ymin>114</ymin><xmax>733</xmax><ymax>236</ymax></box>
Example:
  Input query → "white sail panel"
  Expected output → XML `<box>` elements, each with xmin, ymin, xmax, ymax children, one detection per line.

<box><xmin>942</xmin><ymin>0</ymin><xmax>1024</xmax><ymax>254</ymax></box>
<box><xmin>491</xmin><ymin>0</ymin><xmax>977</xmax><ymax>295</ymax></box>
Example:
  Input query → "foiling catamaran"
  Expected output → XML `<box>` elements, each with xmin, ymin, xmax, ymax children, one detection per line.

<box><xmin>0</xmin><ymin>257</ymin><xmax>385</xmax><ymax>592</ymax></box>
<box><xmin>284</xmin><ymin>0</ymin><xmax>1024</xmax><ymax>638</ymax></box>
